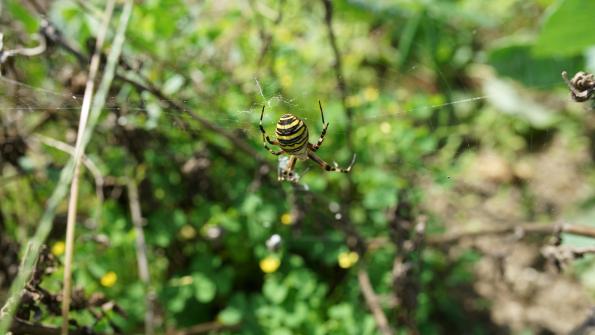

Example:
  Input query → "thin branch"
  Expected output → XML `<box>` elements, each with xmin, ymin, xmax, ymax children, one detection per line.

<box><xmin>33</xmin><ymin>134</ymin><xmax>105</xmax><ymax>205</ymax></box>
<box><xmin>357</xmin><ymin>269</ymin><xmax>394</xmax><ymax>335</ymax></box>
<box><xmin>542</xmin><ymin>245</ymin><xmax>595</xmax><ymax>270</ymax></box>
<box><xmin>35</xmin><ymin>17</ymin><xmax>267</xmax><ymax>164</ymax></box>
<box><xmin>73</xmin><ymin>0</ymin><xmax>104</xmax><ymax>19</ymax></box>
<box><xmin>427</xmin><ymin>222</ymin><xmax>595</xmax><ymax>245</ymax></box>
<box><xmin>321</xmin><ymin>0</ymin><xmax>353</xmax><ymax>145</ymax></box>
<box><xmin>61</xmin><ymin>1</ymin><xmax>116</xmax><ymax>333</ymax></box>
<box><xmin>388</xmin><ymin>194</ymin><xmax>425</xmax><ymax>332</ymax></box>
<box><xmin>168</xmin><ymin>320</ymin><xmax>240</xmax><ymax>335</ymax></box>
<box><xmin>366</xmin><ymin>222</ymin><xmax>595</xmax><ymax>254</ymax></box>
<box><xmin>250</xmin><ymin>0</ymin><xmax>286</xmax><ymax>68</ymax></box>
<box><xmin>126</xmin><ymin>179</ymin><xmax>154</xmax><ymax>335</ymax></box>
<box><xmin>116</xmin><ymin>71</ymin><xmax>266</xmax><ymax>162</ymax></box>
<box><xmin>10</xmin><ymin>317</ymin><xmax>105</xmax><ymax>335</ymax></box>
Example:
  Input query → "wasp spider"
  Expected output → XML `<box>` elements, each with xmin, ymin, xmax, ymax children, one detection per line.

<box><xmin>259</xmin><ymin>101</ymin><xmax>356</xmax><ymax>182</ymax></box>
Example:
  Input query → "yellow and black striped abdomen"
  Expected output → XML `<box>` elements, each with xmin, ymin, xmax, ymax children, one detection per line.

<box><xmin>275</xmin><ymin>114</ymin><xmax>309</xmax><ymax>155</ymax></box>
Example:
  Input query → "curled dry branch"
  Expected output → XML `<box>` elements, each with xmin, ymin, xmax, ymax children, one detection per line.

<box><xmin>0</xmin><ymin>32</ymin><xmax>47</xmax><ymax>65</ymax></box>
<box><xmin>542</xmin><ymin>245</ymin><xmax>595</xmax><ymax>271</ymax></box>
<box><xmin>562</xmin><ymin>71</ymin><xmax>595</xmax><ymax>103</ymax></box>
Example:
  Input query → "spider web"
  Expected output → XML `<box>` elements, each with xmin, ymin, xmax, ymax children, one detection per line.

<box><xmin>0</xmin><ymin>63</ymin><xmax>572</xmax><ymax>149</ymax></box>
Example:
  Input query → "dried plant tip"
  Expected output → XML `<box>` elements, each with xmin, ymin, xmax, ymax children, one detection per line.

<box><xmin>0</xmin><ymin>32</ymin><xmax>47</xmax><ymax>64</ymax></box>
<box><xmin>562</xmin><ymin>70</ymin><xmax>595</xmax><ymax>102</ymax></box>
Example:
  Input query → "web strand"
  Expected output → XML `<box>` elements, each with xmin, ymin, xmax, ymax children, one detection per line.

<box><xmin>0</xmin><ymin>73</ymin><xmax>569</xmax><ymax>137</ymax></box>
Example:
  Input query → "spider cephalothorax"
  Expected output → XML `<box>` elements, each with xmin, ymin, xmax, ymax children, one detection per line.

<box><xmin>259</xmin><ymin>101</ymin><xmax>356</xmax><ymax>182</ymax></box>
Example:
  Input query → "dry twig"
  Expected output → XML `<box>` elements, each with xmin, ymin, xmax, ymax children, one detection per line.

<box><xmin>388</xmin><ymin>194</ymin><xmax>425</xmax><ymax>332</ymax></box>
<box><xmin>427</xmin><ymin>222</ymin><xmax>595</xmax><ymax>245</ymax></box>
<box><xmin>33</xmin><ymin>134</ymin><xmax>105</xmax><ymax>205</ymax></box>
<box><xmin>126</xmin><ymin>179</ymin><xmax>155</xmax><ymax>335</ymax></box>
<box><xmin>61</xmin><ymin>2</ymin><xmax>116</xmax><ymax>333</ymax></box>
<box><xmin>357</xmin><ymin>269</ymin><xmax>394</xmax><ymax>335</ymax></box>
<box><xmin>167</xmin><ymin>320</ymin><xmax>240</xmax><ymax>335</ymax></box>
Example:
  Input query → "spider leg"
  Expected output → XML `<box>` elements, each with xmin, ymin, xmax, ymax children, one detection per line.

<box><xmin>259</xmin><ymin>105</ymin><xmax>279</xmax><ymax>145</ymax></box>
<box><xmin>307</xmin><ymin>150</ymin><xmax>356</xmax><ymax>173</ymax></box>
<box><xmin>310</xmin><ymin>101</ymin><xmax>330</xmax><ymax>152</ymax></box>
<box><xmin>265</xmin><ymin>145</ymin><xmax>284</xmax><ymax>156</ymax></box>
<box><xmin>259</xmin><ymin>105</ymin><xmax>283</xmax><ymax>155</ymax></box>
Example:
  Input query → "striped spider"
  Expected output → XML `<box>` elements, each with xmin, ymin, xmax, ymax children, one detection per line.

<box><xmin>259</xmin><ymin>101</ymin><xmax>356</xmax><ymax>182</ymax></box>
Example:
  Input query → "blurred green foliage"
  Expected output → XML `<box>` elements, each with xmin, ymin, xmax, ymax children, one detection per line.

<box><xmin>2</xmin><ymin>0</ymin><xmax>595</xmax><ymax>334</ymax></box>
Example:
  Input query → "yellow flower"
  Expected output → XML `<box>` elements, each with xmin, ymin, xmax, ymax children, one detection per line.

<box><xmin>276</xmin><ymin>28</ymin><xmax>293</xmax><ymax>44</ymax></box>
<box><xmin>380</xmin><ymin>122</ymin><xmax>391</xmax><ymax>134</ymax></box>
<box><xmin>338</xmin><ymin>251</ymin><xmax>359</xmax><ymax>269</ymax></box>
<box><xmin>280</xmin><ymin>213</ymin><xmax>294</xmax><ymax>225</ymax></box>
<box><xmin>363</xmin><ymin>86</ymin><xmax>379</xmax><ymax>102</ymax></box>
<box><xmin>51</xmin><ymin>241</ymin><xmax>65</xmax><ymax>256</ymax></box>
<box><xmin>178</xmin><ymin>275</ymin><xmax>194</xmax><ymax>286</ymax></box>
<box><xmin>346</xmin><ymin>95</ymin><xmax>361</xmax><ymax>108</ymax></box>
<box><xmin>100</xmin><ymin>271</ymin><xmax>118</xmax><ymax>287</ymax></box>
<box><xmin>281</xmin><ymin>74</ymin><xmax>293</xmax><ymax>87</ymax></box>
<box><xmin>259</xmin><ymin>256</ymin><xmax>281</xmax><ymax>273</ymax></box>
<box><xmin>179</xmin><ymin>225</ymin><xmax>197</xmax><ymax>240</ymax></box>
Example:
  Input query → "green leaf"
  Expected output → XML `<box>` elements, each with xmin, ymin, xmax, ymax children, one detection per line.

<box><xmin>482</xmin><ymin>76</ymin><xmax>557</xmax><ymax>127</ymax></box>
<box><xmin>163</xmin><ymin>75</ymin><xmax>186</xmax><ymax>95</ymax></box>
<box><xmin>218</xmin><ymin>306</ymin><xmax>242</xmax><ymax>325</ymax></box>
<box><xmin>193</xmin><ymin>274</ymin><xmax>216</xmax><ymax>303</ymax></box>
<box><xmin>6</xmin><ymin>0</ymin><xmax>39</xmax><ymax>33</ymax></box>
<box><xmin>534</xmin><ymin>0</ymin><xmax>595</xmax><ymax>56</ymax></box>
<box><xmin>271</xmin><ymin>328</ymin><xmax>292</xmax><ymax>335</ymax></box>
<box><xmin>488</xmin><ymin>42</ymin><xmax>583</xmax><ymax>89</ymax></box>
<box><xmin>263</xmin><ymin>277</ymin><xmax>288</xmax><ymax>304</ymax></box>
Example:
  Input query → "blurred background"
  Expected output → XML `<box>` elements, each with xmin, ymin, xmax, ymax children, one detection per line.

<box><xmin>1</xmin><ymin>0</ymin><xmax>595</xmax><ymax>334</ymax></box>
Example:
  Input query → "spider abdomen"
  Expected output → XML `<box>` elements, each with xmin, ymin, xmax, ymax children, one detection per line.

<box><xmin>275</xmin><ymin>114</ymin><xmax>309</xmax><ymax>155</ymax></box>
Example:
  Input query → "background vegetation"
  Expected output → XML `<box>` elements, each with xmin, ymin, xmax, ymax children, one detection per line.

<box><xmin>1</xmin><ymin>0</ymin><xmax>595</xmax><ymax>334</ymax></box>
